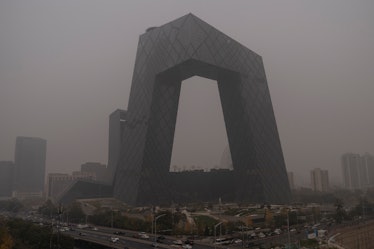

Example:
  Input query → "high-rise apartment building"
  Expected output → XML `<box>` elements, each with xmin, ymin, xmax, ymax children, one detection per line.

<box><xmin>361</xmin><ymin>153</ymin><xmax>374</xmax><ymax>188</ymax></box>
<box><xmin>310</xmin><ymin>168</ymin><xmax>329</xmax><ymax>192</ymax></box>
<box><xmin>13</xmin><ymin>136</ymin><xmax>47</xmax><ymax>198</ymax></box>
<box><xmin>342</xmin><ymin>153</ymin><xmax>361</xmax><ymax>190</ymax></box>
<box><xmin>341</xmin><ymin>153</ymin><xmax>374</xmax><ymax>190</ymax></box>
<box><xmin>0</xmin><ymin>161</ymin><xmax>14</xmax><ymax>198</ymax></box>
<box><xmin>107</xmin><ymin>109</ymin><xmax>127</xmax><ymax>183</ymax></box>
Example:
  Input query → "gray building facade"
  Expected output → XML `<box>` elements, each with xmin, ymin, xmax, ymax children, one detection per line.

<box><xmin>81</xmin><ymin>162</ymin><xmax>108</xmax><ymax>182</ymax></box>
<box><xmin>107</xmin><ymin>109</ymin><xmax>127</xmax><ymax>183</ymax></box>
<box><xmin>113</xmin><ymin>14</ymin><xmax>291</xmax><ymax>205</ymax></box>
<box><xmin>13</xmin><ymin>136</ymin><xmax>47</xmax><ymax>198</ymax></box>
<box><xmin>342</xmin><ymin>152</ymin><xmax>374</xmax><ymax>190</ymax></box>
<box><xmin>0</xmin><ymin>161</ymin><xmax>14</xmax><ymax>198</ymax></box>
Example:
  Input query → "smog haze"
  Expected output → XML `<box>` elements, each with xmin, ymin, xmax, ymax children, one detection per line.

<box><xmin>1</xmin><ymin>1</ymin><xmax>374</xmax><ymax>188</ymax></box>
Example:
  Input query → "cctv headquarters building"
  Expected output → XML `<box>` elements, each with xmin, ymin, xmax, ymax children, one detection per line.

<box><xmin>113</xmin><ymin>14</ymin><xmax>291</xmax><ymax>206</ymax></box>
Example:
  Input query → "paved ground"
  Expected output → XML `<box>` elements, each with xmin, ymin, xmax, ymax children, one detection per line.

<box><xmin>332</xmin><ymin>220</ymin><xmax>374</xmax><ymax>249</ymax></box>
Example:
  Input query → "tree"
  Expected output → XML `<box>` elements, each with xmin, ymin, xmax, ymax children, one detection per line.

<box><xmin>334</xmin><ymin>198</ymin><xmax>346</xmax><ymax>224</ymax></box>
<box><xmin>0</xmin><ymin>225</ymin><xmax>14</xmax><ymax>249</ymax></box>
<box><xmin>66</xmin><ymin>201</ymin><xmax>85</xmax><ymax>223</ymax></box>
<box><xmin>265</xmin><ymin>208</ymin><xmax>274</xmax><ymax>227</ymax></box>
<box><xmin>38</xmin><ymin>200</ymin><xmax>58</xmax><ymax>217</ymax></box>
<box><xmin>6</xmin><ymin>218</ymin><xmax>74</xmax><ymax>249</ymax></box>
<box><xmin>0</xmin><ymin>199</ymin><xmax>23</xmax><ymax>213</ymax></box>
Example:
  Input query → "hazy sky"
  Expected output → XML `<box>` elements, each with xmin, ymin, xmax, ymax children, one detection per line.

<box><xmin>1</xmin><ymin>1</ymin><xmax>373</xmax><ymax>187</ymax></box>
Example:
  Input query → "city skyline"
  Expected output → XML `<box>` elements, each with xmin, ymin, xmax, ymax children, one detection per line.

<box><xmin>1</xmin><ymin>1</ymin><xmax>374</xmax><ymax>188</ymax></box>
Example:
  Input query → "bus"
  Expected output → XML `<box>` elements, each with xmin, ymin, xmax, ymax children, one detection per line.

<box><xmin>214</xmin><ymin>237</ymin><xmax>233</xmax><ymax>245</ymax></box>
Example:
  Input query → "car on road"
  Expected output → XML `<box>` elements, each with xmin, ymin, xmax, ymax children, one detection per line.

<box><xmin>157</xmin><ymin>236</ymin><xmax>166</xmax><ymax>243</ymax></box>
<box><xmin>233</xmin><ymin>239</ymin><xmax>242</xmax><ymax>244</ymax></box>
<box><xmin>173</xmin><ymin>240</ymin><xmax>183</xmax><ymax>245</ymax></box>
<box><xmin>182</xmin><ymin>244</ymin><xmax>192</xmax><ymax>249</ymax></box>
<box><xmin>185</xmin><ymin>239</ymin><xmax>194</xmax><ymax>245</ymax></box>
<box><xmin>258</xmin><ymin>232</ymin><xmax>266</xmax><ymax>238</ymax></box>
<box><xmin>114</xmin><ymin>231</ymin><xmax>125</xmax><ymax>235</ymax></box>
<box><xmin>138</xmin><ymin>232</ymin><xmax>150</xmax><ymax>239</ymax></box>
<box><xmin>110</xmin><ymin>237</ymin><xmax>120</xmax><ymax>243</ymax></box>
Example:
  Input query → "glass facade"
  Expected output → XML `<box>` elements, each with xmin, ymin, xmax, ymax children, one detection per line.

<box><xmin>107</xmin><ymin>109</ymin><xmax>127</xmax><ymax>183</ymax></box>
<box><xmin>113</xmin><ymin>14</ymin><xmax>291</xmax><ymax>205</ymax></box>
<box><xmin>13</xmin><ymin>136</ymin><xmax>46</xmax><ymax>195</ymax></box>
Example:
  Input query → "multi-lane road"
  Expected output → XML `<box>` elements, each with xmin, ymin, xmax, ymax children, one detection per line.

<box><xmin>64</xmin><ymin>225</ymin><xmax>305</xmax><ymax>249</ymax></box>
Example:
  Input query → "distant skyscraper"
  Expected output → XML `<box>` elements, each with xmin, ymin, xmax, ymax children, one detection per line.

<box><xmin>341</xmin><ymin>153</ymin><xmax>369</xmax><ymax>190</ymax></box>
<box><xmin>13</xmin><ymin>136</ymin><xmax>46</xmax><ymax>199</ymax></box>
<box><xmin>0</xmin><ymin>161</ymin><xmax>14</xmax><ymax>198</ymax></box>
<box><xmin>361</xmin><ymin>153</ymin><xmax>374</xmax><ymax>188</ymax></box>
<box><xmin>310</xmin><ymin>168</ymin><xmax>329</xmax><ymax>192</ymax></box>
<box><xmin>107</xmin><ymin>109</ymin><xmax>127</xmax><ymax>183</ymax></box>
<box><xmin>287</xmin><ymin>171</ymin><xmax>295</xmax><ymax>190</ymax></box>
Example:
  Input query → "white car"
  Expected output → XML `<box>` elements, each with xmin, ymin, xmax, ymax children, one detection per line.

<box><xmin>258</xmin><ymin>232</ymin><xmax>266</xmax><ymax>238</ymax></box>
<box><xmin>110</xmin><ymin>237</ymin><xmax>120</xmax><ymax>243</ymax></box>
<box><xmin>173</xmin><ymin>240</ymin><xmax>183</xmax><ymax>245</ymax></box>
<box><xmin>139</xmin><ymin>232</ymin><xmax>150</xmax><ymax>239</ymax></box>
<box><xmin>182</xmin><ymin>244</ymin><xmax>192</xmax><ymax>249</ymax></box>
<box><xmin>233</xmin><ymin>239</ymin><xmax>242</xmax><ymax>244</ymax></box>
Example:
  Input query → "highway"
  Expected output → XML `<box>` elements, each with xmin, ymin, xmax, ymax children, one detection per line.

<box><xmin>63</xmin><ymin>225</ymin><xmax>305</xmax><ymax>249</ymax></box>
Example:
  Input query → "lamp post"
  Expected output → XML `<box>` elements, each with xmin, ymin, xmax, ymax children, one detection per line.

<box><xmin>111</xmin><ymin>210</ymin><xmax>113</xmax><ymax>228</ymax></box>
<box><xmin>111</xmin><ymin>209</ymin><xmax>118</xmax><ymax>229</ymax></box>
<box><xmin>240</xmin><ymin>225</ymin><xmax>247</xmax><ymax>248</ymax></box>
<box><xmin>287</xmin><ymin>209</ymin><xmax>291</xmax><ymax>249</ymax></box>
<box><xmin>214</xmin><ymin>222</ymin><xmax>223</xmax><ymax>249</ymax></box>
<box><xmin>154</xmin><ymin>214</ymin><xmax>167</xmax><ymax>246</ymax></box>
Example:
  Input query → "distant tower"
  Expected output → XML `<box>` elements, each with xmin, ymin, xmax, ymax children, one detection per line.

<box><xmin>287</xmin><ymin>171</ymin><xmax>295</xmax><ymax>190</ymax></box>
<box><xmin>310</xmin><ymin>168</ymin><xmax>329</xmax><ymax>192</ymax></box>
<box><xmin>361</xmin><ymin>153</ymin><xmax>374</xmax><ymax>188</ymax></box>
<box><xmin>107</xmin><ymin>109</ymin><xmax>127</xmax><ymax>183</ymax></box>
<box><xmin>13</xmin><ymin>136</ymin><xmax>46</xmax><ymax>199</ymax></box>
<box><xmin>0</xmin><ymin>161</ymin><xmax>14</xmax><ymax>197</ymax></box>
<box><xmin>342</xmin><ymin>153</ymin><xmax>365</xmax><ymax>190</ymax></box>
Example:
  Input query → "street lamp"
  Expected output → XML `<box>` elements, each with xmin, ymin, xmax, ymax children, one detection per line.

<box><xmin>154</xmin><ymin>214</ymin><xmax>167</xmax><ymax>246</ymax></box>
<box><xmin>214</xmin><ymin>222</ymin><xmax>223</xmax><ymax>249</ymax></box>
<box><xmin>286</xmin><ymin>208</ymin><xmax>291</xmax><ymax>249</ymax></box>
<box><xmin>111</xmin><ymin>209</ymin><xmax>118</xmax><ymax>228</ymax></box>
<box><xmin>240</xmin><ymin>225</ymin><xmax>247</xmax><ymax>248</ymax></box>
